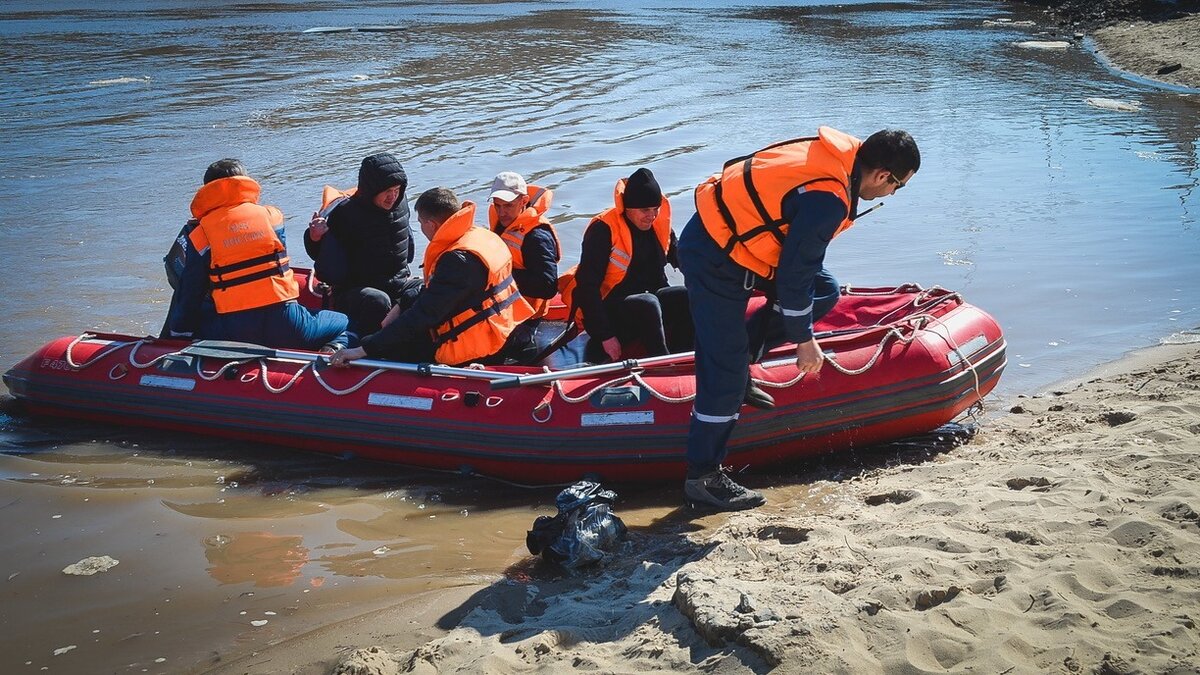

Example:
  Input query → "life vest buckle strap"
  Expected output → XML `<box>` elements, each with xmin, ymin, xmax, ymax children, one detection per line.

<box><xmin>210</xmin><ymin>263</ymin><xmax>290</xmax><ymax>291</ymax></box>
<box><xmin>433</xmin><ymin>291</ymin><xmax>521</xmax><ymax>345</ymax></box>
<box><xmin>209</xmin><ymin>250</ymin><xmax>288</xmax><ymax>276</ymax></box>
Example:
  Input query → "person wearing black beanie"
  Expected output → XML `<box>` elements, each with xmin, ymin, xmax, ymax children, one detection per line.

<box><xmin>304</xmin><ymin>152</ymin><xmax>421</xmax><ymax>344</ymax></box>
<box><xmin>567</xmin><ymin>168</ymin><xmax>692</xmax><ymax>365</ymax></box>
<box><xmin>621</xmin><ymin>167</ymin><xmax>663</xmax><ymax>209</ymax></box>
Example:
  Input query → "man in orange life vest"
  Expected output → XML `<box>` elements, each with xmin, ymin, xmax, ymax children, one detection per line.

<box><xmin>487</xmin><ymin>171</ymin><xmax>561</xmax><ymax>316</ymax></box>
<box><xmin>164</xmin><ymin>159</ymin><xmax>349</xmax><ymax>349</ymax></box>
<box><xmin>328</xmin><ymin>188</ymin><xmax>538</xmax><ymax>368</ymax></box>
<box><xmin>568</xmin><ymin>168</ymin><xmax>691</xmax><ymax>363</ymax></box>
<box><xmin>678</xmin><ymin>128</ymin><xmax>920</xmax><ymax>512</ymax></box>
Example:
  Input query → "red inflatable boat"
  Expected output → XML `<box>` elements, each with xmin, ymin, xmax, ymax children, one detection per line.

<box><xmin>3</xmin><ymin>279</ymin><xmax>1005</xmax><ymax>484</ymax></box>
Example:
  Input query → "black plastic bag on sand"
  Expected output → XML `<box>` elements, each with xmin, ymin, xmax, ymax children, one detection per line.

<box><xmin>526</xmin><ymin>481</ymin><xmax>628</xmax><ymax>569</ymax></box>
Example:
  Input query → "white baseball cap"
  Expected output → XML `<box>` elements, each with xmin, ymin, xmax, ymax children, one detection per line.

<box><xmin>489</xmin><ymin>171</ymin><xmax>527</xmax><ymax>202</ymax></box>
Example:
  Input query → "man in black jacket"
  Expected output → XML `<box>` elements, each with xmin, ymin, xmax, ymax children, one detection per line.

<box><xmin>304</xmin><ymin>153</ymin><xmax>421</xmax><ymax>343</ymax></box>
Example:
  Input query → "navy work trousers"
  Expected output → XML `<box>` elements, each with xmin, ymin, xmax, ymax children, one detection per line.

<box><xmin>678</xmin><ymin>213</ymin><xmax>838</xmax><ymax>476</ymax></box>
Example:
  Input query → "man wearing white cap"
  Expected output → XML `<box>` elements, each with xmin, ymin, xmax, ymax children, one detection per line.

<box><xmin>487</xmin><ymin>171</ymin><xmax>561</xmax><ymax>317</ymax></box>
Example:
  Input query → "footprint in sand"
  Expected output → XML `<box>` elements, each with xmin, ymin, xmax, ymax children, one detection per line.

<box><xmin>864</xmin><ymin>490</ymin><xmax>919</xmax><ymax>506</ymax></box>
<box><xmin>1095</xmin><ymin>409</ymin><xmax>1138</xmax><ymax>426</ymax></box>
<box><xmin>1160</xmin><ymin>502</ymin><xmax>1199</xmax><ymax>523</ymax></box>
<box><xmin>1003</xmin><ymin>530</ymin><xmax>1044</xmax><ymax>545</ymax></box>
<box><xmin>1006</xmin><ymin>477</ymin><xmax>1053</xmax><ymax>491</ymax></box>
<box><xmin>756</xmin><ymin>525</ymin><xmax>810</xmax><ymax>544</ymax></box>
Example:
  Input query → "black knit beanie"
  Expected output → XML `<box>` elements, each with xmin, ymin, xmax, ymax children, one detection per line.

<box><xmin>623</xmin><ymin>167</ymin><xmax>662</xmax><ymax>209</ymax></box>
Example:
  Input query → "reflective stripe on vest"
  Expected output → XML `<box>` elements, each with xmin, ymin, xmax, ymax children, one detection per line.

<box><xmin>557</xmin><ymin>177</ymin><xmax>671</xmax><ymax>318</ymax></box>
<box><xmin>488</xmin><ymin>185</ymin><xmax>562</xmax><ymax>271</ymax></box>
<box><xmin>432</xmin><ymin>273</ymin><xmax>522</xmax><ymax>344</ymax></box>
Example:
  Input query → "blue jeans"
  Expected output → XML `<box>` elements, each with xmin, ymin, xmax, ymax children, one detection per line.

<box><xmin>201</xmin><ymin>300</ymin><xmax>349</xmax><ymax>350</ymax></box>
<box><xmin>678</xmin><ymin>213</ymin><xmax>837</xmax><ymax>477</ymax></box>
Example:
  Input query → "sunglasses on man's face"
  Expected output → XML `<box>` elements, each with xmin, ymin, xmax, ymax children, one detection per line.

<box><xmin>887</xmin><ymin>173</ymin><xmax>906</xmax><ymax>189</ymax></box>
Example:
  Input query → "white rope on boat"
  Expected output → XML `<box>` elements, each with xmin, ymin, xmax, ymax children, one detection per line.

<box><xmin>196</xmin><ymin>358</ymin><xmax>254</xmax><ymax>382</ymax></box>
<box><xmin>546</xmin><ymin>299</ymin><xmax>972</xmax><ymax>408</ymax></box>
<box><xmin>553</xmin><ymin>373</ymin><xmax>636</xmax><ymax>404</ymax></box>
<box><xmin>310</xmin><ymin>364</ymin><xmax>388</xmax><ymax>395</ymax></box>
<box><xmin>127</xmin><ymin>339</ymin><xmax>177</xmax><ymax>369</ymax></box>
<box><xmin>64</xmin><ymin>333</ymin><xmax>141</xmax><ymax>369</ymax></box>
<box><xmin>922</xmin><ymin>318</ymin><xmax>986</xmax><ymax>416</ymax></box>
<box><xmin>750</xmin><ymin>369</ymin><xmax>807</xmax><ymax>390</ymax></box>
<box><xmin>259</xmin><ymin>360</ymin><xmax>310</xmax><ymax>394</ymax></box>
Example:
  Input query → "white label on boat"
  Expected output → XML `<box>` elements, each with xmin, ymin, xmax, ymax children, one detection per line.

<box><xmin>367</xmin><ymin>393</ymin><xmax>434</xmax><ymax>411</ymax></box>
<box><xmin>948</xmin><ymin>335</ymin><xmax>989</xmax><ymax>365</ymax></box>
<box><xmin>138</xmin><ymin>375</ymin><xmax>196</xmax><ymax>391</ymax></box>
<box><xmin>580</xmin><ymin>411</ymin><xmax>655</xmax><ymax>427</ymax></box>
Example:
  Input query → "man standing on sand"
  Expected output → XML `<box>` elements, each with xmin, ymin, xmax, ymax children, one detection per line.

<box><xmin>678</xmin><ymin>127</ymin><xmax>920</xmax><ymax>512</ymax></box>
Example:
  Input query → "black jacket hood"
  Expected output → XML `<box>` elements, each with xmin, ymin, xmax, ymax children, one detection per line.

<box><xmin>357</xmin><ymin>153</ymin><xmax>408</xmax><ymax>200</ymax></box>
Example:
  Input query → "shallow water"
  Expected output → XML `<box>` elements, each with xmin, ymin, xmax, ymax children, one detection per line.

<box><xmin>1</xmin><ymin>0</ymin><xmax>1198</xmax><ymax>672</ymax></box>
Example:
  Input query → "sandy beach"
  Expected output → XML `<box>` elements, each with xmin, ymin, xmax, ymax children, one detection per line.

<box><xmin>1022</xmin><ymin>0</ymin><xmax>1200</xmax><ymax>89</ymax></box>
<box><xmin>1093</xmin><ymin>14</ymin><xmax>1200</xmax><ymax>90</ymax></box>
<box><xmin>194</xmin><ymin>340</ymin><xmax>1198</xmax><ymax>675</ymax></box>
<box><xmin>230</xmin><ymin>9</ymin><xmax>1200</xmax><ymax>671</ymax></box>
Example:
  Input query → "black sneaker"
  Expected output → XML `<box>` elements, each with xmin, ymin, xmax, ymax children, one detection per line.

<box><xmin>743</xmin><ymin>382</ymin><xmax>775</xmax><ymax>410</ymax></box>
<box><xmin>684</xmin><ymin>470</ymin><xmax>766</xmax><ymax>512</ymax></box>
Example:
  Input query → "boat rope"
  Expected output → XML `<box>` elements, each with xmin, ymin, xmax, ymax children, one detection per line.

<box><xmin>259</xmin><ymin>360</ymin><xmax>310</xmax><ymax>394</ymax></box>
<box><xmin>541</xmin><ymin>298</ymin><xmax>976</xmax><ymax>411</ymax></box>
<box><xmin>127</xmin><ymin>340</ymin><xmax>177</xmax><ymax>369</ymax></box>
<box><xmin>196</xmin><ymin>358</ymin><xmax>254</xmax><ymax>382</ymax></box>
<box><xmin>923</xmin><ymin>319</ymin><xmax>986</xmax><ymax>416</ymax></box>
<box><xmin>310</xmin><ymin>364</ymin><xmax>388</xmax><ymax>395</ymax></box>
<box><xmin>64</xmin><ymin>333</ymin><xmax>140</xmax><ymax>369</ymax></box>
<box><xmin>553</xmin><ymin>372</ymin><xmax>641</xmax><ymax>404</ymax></box>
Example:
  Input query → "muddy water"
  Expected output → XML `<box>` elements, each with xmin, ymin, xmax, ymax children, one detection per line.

<box><xmin>0</xmin><ymin>409</ymin><xmax>859</xmax><ymax>673</ymax></box>
<box><xmin>1</xmin><ymin>0</ymin><xmax>1198</xmax><ymax>672</ymax></box>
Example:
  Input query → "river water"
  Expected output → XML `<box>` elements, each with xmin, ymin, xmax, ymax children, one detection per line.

<box><xmin>1</xmin><ymin>1</ymin><xmax>1197</xmax><ymax>672</ymax></box>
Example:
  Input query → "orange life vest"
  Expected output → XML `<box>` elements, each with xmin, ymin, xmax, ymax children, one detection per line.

<box><xmin>318</xmin><ymin>185</ymin><xmax>357</xmax><ymax>217</ymax></box>
<box><xmin>558</xmin><ymin>177</ymin><xmax>672</xmax><ymax>316</ymax></box>
<box><xmin>190</xmin><ymin>176</ymin><xmax>298</xmax><ymax>314</ymax></box>
<box><xmin>488</xmin><ymin>184</ymin><xmax>562</xmax><ymax>318</ymax></box>
<box><xmin>695</xmin><ymin>126</ymin><xmax>861</xmax><ymax>279</ymax></box>
<box><xmin>424</xmin><ymin>202</ymin><xmax>535</xmax><ymax>366</ymax></box>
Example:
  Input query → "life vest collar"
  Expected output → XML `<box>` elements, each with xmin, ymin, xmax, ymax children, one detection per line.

<box><xmin>191</xmin><ymin>176</ymin><xmax>264</xmax><ymax>220</ymax></box>
<box><xmin>423</xmin><ymin>201</ymin><xmax>478</xmax><ymax>282</ymax></box>
<box><xmin>319</xmin><ymin>185</ymin><xmax>357</xmax><ymax>217</ymax></box>
<box><xmin>814</xmin><ymin>126</ymin><xmax>860</xmax><ymax>192</ymax></box>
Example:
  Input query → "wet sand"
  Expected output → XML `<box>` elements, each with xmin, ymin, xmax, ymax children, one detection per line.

<box><xmin>3</xmin><ymin>3</ymin><xmax>1198</xmax><ymax>673</ymax></box>
<box><xmin>189</xmin><ymin>340</ymin><xmax>1199</xmax><ymax>674</ymax></box>
<box><xmin>1093</xmin><ymin>14</ymin><xmax>1200</xmax><ymax>90</ymax></box>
